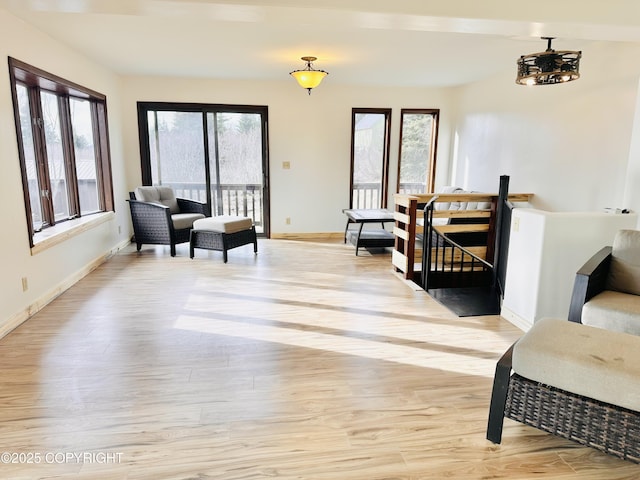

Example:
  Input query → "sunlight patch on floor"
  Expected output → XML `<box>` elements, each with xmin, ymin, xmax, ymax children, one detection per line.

<box><xmin>174</xmin><ymin>314</ymin><xmax>495</xmax><ymax>377</ymax></box>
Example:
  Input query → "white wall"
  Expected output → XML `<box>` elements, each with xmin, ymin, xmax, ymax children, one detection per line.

<box><xmin>119</xmin><ymin>76</ymin><xmax>455</xmax><ymax>235</ymax></box>
<box><xmin>502</xmin><ymin>209</ymin><xmax>638</xmax><ymax>330</ymax></box>
<box><xmin>0</xmin><ymin>9</ymin><xmax>130</xmax><ymax>334</ymax></box>
<box><xmin>623</xmin><ymin>76</ymin><xmax>640</xmax><ymax>213</ymax></box>
<box><xmin>451</xmin><ymin>41</ymin><xmax>640</xmax><ymax>216</ymax></box>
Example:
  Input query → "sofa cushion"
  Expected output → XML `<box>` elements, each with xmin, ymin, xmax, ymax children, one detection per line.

<box><xmin>512</xmin><ymin>318</ymin><xmax>640</xmax><ymax>412</ymax></box>
<box><xmin>193</xmin><ymin>216</ymin><xmax>253</xmax><ymax>234</ymax></box>
<box><xmin>135</xmin><ymin>186</ymin><xmax>179</xmax><ymax>214</ymax></box>
<box><xmin>606</xmin><ymin>229</ymin><xmax>640</xmax><ymax>296</ymax></box>
<box><xmin>171</xmin><ymin>213</ymin><xmax>205</xmax><ymax>230</ymax></box>
<box><xmin>434</xmin><ymin>186</ymin><xmax>465</xmax><ymax>211</ymax></box>
<box><xmin>582</xmin><ymin>290</ymin><xmax>640</xmax><ymax>335</ymax></box>
<box><xmin>434</xmin><ymin>186</ymin><xmax>491</xmax><ymax>211</ymax></box>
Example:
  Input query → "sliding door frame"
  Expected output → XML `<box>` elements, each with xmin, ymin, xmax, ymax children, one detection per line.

<box><xmin>137</xmin><ymin>101</ymin><xmax>270</xmax><ymax>237</ymax></box>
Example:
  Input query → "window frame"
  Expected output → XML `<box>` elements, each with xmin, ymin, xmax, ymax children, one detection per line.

<box><xmin>349</xmin><ymin>108</ymin><xmax>392</xmax><ymax>209</ymax></box>
<box><xmin>396</xmin><ymin>108</ymin><xmax>440</xmax><ymax>194</ymax></box>
<box><xmin>8</xmin><ymin>57</ymin><xmax>114</xmax><ymax>248</ymax></box>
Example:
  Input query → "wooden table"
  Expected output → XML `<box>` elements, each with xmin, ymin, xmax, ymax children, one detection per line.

<box><xmin>343</xmin><ymin>208</ymin><xmax>395</xmax><ymax>255</ymax></box>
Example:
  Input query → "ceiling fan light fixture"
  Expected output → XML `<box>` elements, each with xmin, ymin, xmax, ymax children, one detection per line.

<box><xmin>516</xmin><ymin>37</ymin><xmax>581</xmax><ymax>86</ymax></box>
<box><xmin>290</xmin><ymin>56</ymin><xmax>328</xmax><ymax>95</ymax></box>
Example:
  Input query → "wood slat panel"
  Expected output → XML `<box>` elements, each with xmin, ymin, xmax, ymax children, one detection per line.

<box><xmin>432</xmin><ymin>210</ymin><xmax>492</xmax><ymax>218</ymax></box>
<box><xmin>393</xmin><ymin>226</ymin><xmax>410</xmax><ymax>241</ymax></box>
<box><xmin>391</xmin><ymin>249</ymin><xmax>409</xmax><ymax>271</ymax></box>
<box><xmin>434</xmin><ymin>224</ymin><xmax>490</xmax><ymax>234</ymax></box>
<box><xmin>394</xmin><ymin>211</ymin><xmax>412</xmax><ymax>224</ymax></box>
<box><xmin>394</xmin><ymin>192</ymin><xmax>533</xmax><ymax>204</ymax></box>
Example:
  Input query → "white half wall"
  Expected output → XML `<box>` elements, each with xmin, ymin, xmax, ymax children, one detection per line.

<box><xmin>502</xmin><ymin>209</ymin><xmax>638</xmax><ymax>331</ymax></box>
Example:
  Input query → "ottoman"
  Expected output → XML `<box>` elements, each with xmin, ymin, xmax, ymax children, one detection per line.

<box><xmin>189</xmin><ymin>216</ymin><xmax>257</xmax><ymax>263</ymax></box>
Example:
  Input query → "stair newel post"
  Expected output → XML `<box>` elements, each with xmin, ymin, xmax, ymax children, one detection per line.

<box><xmin>421</xmin><ymin>196</ymin><xmax>438</xmax><ymax>291</ymax></box>
<box><xmin>492</xmin><ymin>175</ymin><xmax>510</xmax><ymax>293</ymax></box>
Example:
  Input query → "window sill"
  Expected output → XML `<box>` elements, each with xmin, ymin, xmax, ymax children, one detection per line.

<box><xmin>31</xmin><ymin>212</ymin><xmax>115</xmax><ymax>255</ymax></box>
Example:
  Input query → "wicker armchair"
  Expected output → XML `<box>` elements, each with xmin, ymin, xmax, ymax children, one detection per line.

<box><xmin>127</xmin><ymin>186</ymin><xmax>209</xmax><ymax>256</ymax></box>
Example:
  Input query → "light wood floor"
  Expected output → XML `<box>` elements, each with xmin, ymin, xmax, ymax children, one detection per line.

<box><xmin>1</xmin><ymin>239</ymin><xmax>638</xmax><ymax>479</ymax></box>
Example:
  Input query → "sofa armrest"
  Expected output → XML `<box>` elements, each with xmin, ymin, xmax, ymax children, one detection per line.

<box><xmin>177</xmin><ymin>197</ymin><xmax>210</xmax><ymax>216</ymax></box>
<box><xmin>568</xmin><ymin>246</ymin><xmax>613</xmax><ymax>323</ymax></box>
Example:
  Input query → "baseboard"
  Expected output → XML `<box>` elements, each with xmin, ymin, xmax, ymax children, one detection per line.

<box><xmin>270</xmin><ymin>232</ymin><xmax>343</xmax><ymax>240</ymax></box>
<box><xmin>393</xmin><ymin>271</ymin><xmax>424</xmax><ymax>291</ymax></box>
<box><xmin>0</xmin><ymin>238</ymin><xmax>131</xmax><ymax>340</ymax></box>
<box><xmin>500</xmin><ymin>306</ymin><xmax>531</xmax><ymax>332</ymax></box>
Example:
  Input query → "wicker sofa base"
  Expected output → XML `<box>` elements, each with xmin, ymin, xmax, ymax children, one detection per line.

<box><xmin>505</xmin><ymin>374</ymin><xmax>640</xmax><ymax>463</ymax></box>
<box><xmin>189</xmin><ymin>226</ymin><xmax>257</xmax><ymax>263</ymax></box>
<box><xmin>487</xmin><ymin>340</ymin><xmax>640</xmax><ymax>464</ymax></box>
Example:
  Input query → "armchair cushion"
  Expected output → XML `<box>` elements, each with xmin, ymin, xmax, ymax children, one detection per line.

<box><xmin>135</xmin><ymin>186</ymin><xmax>179</xmax><ymax>214</ymax></box>
<box><xmin>582</xmin><ymin>290</ymin><xmax>640</xmax><ymax>335</ymax></box>
<box><xmin>172</xmin><ymin>213</ymin><xmax>207</xmax><ymax>230</ymax></box>
<box><xmin>607</xmin><ymin>229</ymin><xmax>640</xmax><ymax>296</ymax></box>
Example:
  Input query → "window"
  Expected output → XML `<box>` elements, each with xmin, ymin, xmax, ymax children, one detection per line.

<box><xmin>138</xmin><ymin>102</ymin><xmax>270</xmax><ymax>236</ymax></box>
<box><xmin>9</xmin><ymin>58</ymin><xmax>114</xmax><ymax>247</ymax></box>
<box><xmin>349</xmin><ymin>108</ymin><xmax>391</xmax><ymax>209</ymax></box>
<box><xmin>397</xmin><ymin>109</ymin><xmax>439</xmax><ymax>194</ymax></box>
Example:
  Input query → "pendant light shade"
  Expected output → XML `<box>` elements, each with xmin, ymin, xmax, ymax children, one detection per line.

<box><xmin>516</xmin><ymin>37</ymin><xmax>581</xmax><ymax>86</ymax></box>
<box><xmin>290</xmin><ymin>56</ymin><xmax>328</xmax><ymax>95</ymax></box>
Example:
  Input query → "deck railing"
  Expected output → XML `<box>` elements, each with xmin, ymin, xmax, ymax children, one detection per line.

<box><xmin>166</xmin><ymin>182</ymin><xmax>263</xmax><ymax>228</ymax></box>
<box><xmin>352</xmin><ymin>182</ymin><xmax>427</xmax><ymax>209</ymax></box>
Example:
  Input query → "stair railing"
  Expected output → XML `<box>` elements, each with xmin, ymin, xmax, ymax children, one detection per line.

<box><xmin>421</xmin><ymin>200</ymin><xmax>494</xmax><ymax>291</ymax></box>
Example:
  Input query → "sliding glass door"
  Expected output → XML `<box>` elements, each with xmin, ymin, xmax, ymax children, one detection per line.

<box><xmin>138</xmin><ymin>103</ymin><xmax>269</xmax><ymax>236</ymax></box>
<box><xmin>206</xmin><ymin>112</ymin><xmax>264</xmax><ymax>228</ymax></box>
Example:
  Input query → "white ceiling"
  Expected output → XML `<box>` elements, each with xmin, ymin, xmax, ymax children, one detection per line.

<box><xmin>3</xmin><ymin>0</ymin><xmax>640</xmax><ymax>88</ymax></box>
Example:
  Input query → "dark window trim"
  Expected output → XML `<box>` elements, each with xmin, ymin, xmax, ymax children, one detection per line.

<box><xmin>8</xmin><ymin>57</ymin><xmax>114</xmax><ymax>248</ymax></box>
<box><xmin>349</xmin><ymin>108</ymin><xmax>392</xmax><ymax>209</ymax></box>
<box><xmin>10</xmin><ymin>57</ymin><xmax>105</xmax><ymax>100</ymax></box>
<box><xmin>396</xmin><ymin>108</ymin><xmax>440</xmax><ymax>194</ymax></box>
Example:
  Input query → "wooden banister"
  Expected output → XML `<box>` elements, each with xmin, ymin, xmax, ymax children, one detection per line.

<box><xmin>392</xmin><ymin>192</ymin><xmax>533</xmax><ymax>280</ymax></box>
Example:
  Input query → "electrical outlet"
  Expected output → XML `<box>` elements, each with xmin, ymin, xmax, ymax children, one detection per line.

<box><xmin>21</xmin><ymin>277</ymin><xmax>28</xmax><ymax>292</ymax></box>
<box><xmin>513</xmin><ymin>217</ymin><xmax>520</xmax><ymax>232</ymax></box>
<box><xmin>285</xmin><ymin>217</ymin><xmax>291</xmax><ymax>225</ymax></box>
<box><xmin>282</xmin><ymin>161</ymin><xmax>291</xmax><ymax>169</ymax></box>
<box><xmin>118</xmin><ymin>225</ymin><xmax>122</xmax><ymax>235</ymax></box>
